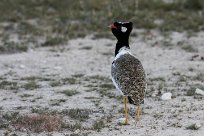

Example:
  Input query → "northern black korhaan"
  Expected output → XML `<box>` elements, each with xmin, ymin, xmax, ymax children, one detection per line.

<box><xmin>110</xmin><ymin>21</ymin><xmax>146</xmax><ymax>124</ymax></box>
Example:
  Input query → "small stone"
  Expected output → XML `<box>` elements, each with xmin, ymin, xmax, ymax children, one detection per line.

<box><xmin>161</xmin><ymin>92</ymin><xmax>172</xmax><ymax>100</ymax></box>
<box><xmin>152</xmin><ymin>93</ymin><xmax>156</xmax><ymax>97</ymax></box>
<box><xmin>195</xmin><ymin>122</ymin><xmax>202</xmax><ymax>129</ymax></box>
<box><xmin>186</xmin><ymin>122</ymin><xmax>202</xmax><ymax>130</ymax></box>
<box><xmin>195</xmin><ymin>88</ymin><xmax>204</xmax><ymax>96</ymax></box>
<box><xmin>74</xmin><ymin>129</ymin><xmax>80</xmax><ymax>133</ymax></box>
<box><xmin>54</xmin><ymin>66</ymin><xmax>62</xmax><ymax>70</ymax></box>
<box><xmin>114</xmin><ymin>126</ymin><xmax>120</xmax><ymax>130</ymax></box>
<box><xmin>19</xmin><ymin>65</ymin><xmax>25</xmax><ymax>69</ymax></box>
<box><xmin>117</xmin><ymin>118</ymin><xmax>126</xmax><ymax>125</ymax></box>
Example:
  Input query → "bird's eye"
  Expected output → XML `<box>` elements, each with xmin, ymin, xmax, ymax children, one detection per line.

<box><xmin>121</xmin><ymin>27</ymin><xmax>127</xmax><ymax>32</ymax></box>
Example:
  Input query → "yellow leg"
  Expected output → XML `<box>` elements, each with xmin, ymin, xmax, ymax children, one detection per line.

<box><xmin>124</xmin><ymin>96</ymin><xmax>128</xmax><ymax>125</ymax></box>
<box><xmin>136</xmin><ymin>105</ymin><xmax>141</xmax><ymax>121</ymax></box>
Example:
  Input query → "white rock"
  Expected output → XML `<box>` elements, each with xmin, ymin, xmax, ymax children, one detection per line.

<box><xmin>195</xmin><ymin>122</ymin><xmax>202</xmax><ymax>129</ymax></box>
<box><xmin>195</xmin><ymin>88</ymin><xmax>204</xmax><ymax>96</ymax></box>
<box><xmin>19</xmin><ymin>65</ymin><xmax>25</xmax><ymax>69</ymax></box>
<box><xmin>117</xmin><ymin>118</ymin><xmax>126</xmax><ymax>124</ymax></box>
<box><xmin>54</xmin><ymin>66</ymin><xmax>62</xmax><ymax>70</ymax></box>
<box><xmin>161</xmin><ymin>92</ymin><xmax>172</xmax><ymax>100</ymax></box>
<box><xmin>74</xmin><ymin>129</ymin><xmax>80</xmax><ymax>133</ymax></box>
<box><xmin>187</xmin><ymin>122</ymin><xmax>202</xmax><ymax>130</ymax></box>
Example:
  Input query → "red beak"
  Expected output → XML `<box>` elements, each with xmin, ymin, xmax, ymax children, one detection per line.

<box><xmin>108</xmin><ymin>23</ymin><xmax>117</xmax><ymax>29</ymax></box>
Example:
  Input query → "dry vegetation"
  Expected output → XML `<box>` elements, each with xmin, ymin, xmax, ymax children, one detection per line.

<box><xmin>0</xmin><ymin>0</ymin><xmax>204</xmax><ymax>53</ymax></box>
<box><xmin>14</xmin><ymin>114</ymin><xmax>62</xmax><ymax>132</ymax></box>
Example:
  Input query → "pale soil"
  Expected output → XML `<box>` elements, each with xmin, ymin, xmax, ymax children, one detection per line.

<box><xmin>0</xmin><ymin>30</ymin><xmax>204</xmax><ymax>136</ymax></box>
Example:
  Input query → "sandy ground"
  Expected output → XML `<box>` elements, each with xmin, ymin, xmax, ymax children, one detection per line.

<box><xmin>0</xmin><ymin>30</ymin><xmax>204</xmax><ymax>136</ymax></box>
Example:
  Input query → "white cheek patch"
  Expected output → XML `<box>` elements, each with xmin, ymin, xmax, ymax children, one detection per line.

<box><xmin>121</xmin><ymin>27</ymin><xmax>127</xmax><ymax>32</ymax></box>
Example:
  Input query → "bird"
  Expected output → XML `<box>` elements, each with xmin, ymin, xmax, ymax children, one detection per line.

<box><xmin>110</xmin><ymin>21</ymin><xmax>146</xmax><ymax>125</ymax></box>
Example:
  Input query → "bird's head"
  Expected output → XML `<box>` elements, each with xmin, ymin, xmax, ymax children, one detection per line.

<box><xmin>109</xmin><ymin>21</ymin><xmax>133</xmax><ymax>40</ymax></box>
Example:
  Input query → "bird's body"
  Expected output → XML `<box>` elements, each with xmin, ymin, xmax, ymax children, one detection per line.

<box><xmin>111</xmin><ymin>47</ymin><xmax>146</xmax><ymax>105</ymax></box>
<box><xmin>110</xmin><ymin>21</ymin><xmax>146</xmax><ymax>124</ymax></box>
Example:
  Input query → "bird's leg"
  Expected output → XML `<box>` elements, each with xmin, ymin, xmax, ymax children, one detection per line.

<box><xmin>135</xmin><ymin>105</ymin><xmax>141</xmax><ymax>121</ymax></box>
<box><xmin>123</xmin><ymin>96</ymin><xmax>128</xmax><ymax>124</ymax></box>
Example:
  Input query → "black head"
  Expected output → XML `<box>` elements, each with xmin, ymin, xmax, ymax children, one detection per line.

<box><xmin>110</xmin><ymin>21</ymin><xmax>133</xmax><ymax>41</ymax></box>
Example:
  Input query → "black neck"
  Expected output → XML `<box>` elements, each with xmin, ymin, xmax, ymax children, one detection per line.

<box><xmin>115</xmin><ymin>40</ymin><xmax>129</xmax><ymax>56</ymax></box>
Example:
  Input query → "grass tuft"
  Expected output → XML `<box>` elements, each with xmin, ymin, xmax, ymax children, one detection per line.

<box><xmin>41</xmin><ymin>36</ymin><xmax>68</xmax><ymax>47</ymax></box>
<box><xmin>186</xmin><ymin>87</ymin><xmax>196</xmax><ymax>96</ymax></box>
<box><xmin>193</xmin><ymin>73</ymin><xmax>204</xmax><ymax>81</ymax></box>
<box><xmin>62</xmin><ymin>78</ymin><xmax>78</xmax><ymax>84</ymax></box>
<box><xmin>92</xmin><ymin>120</ymin><xmax>105</xmax><ymax>131</ymax></box>
<box><xmin>23</xmin><ymin>81</ymin><xmax>40</xmax><ymax>90</ymax></box>
<box><xmin>0</xmin><ymin>42</ymin><xmax>28</xmax><ymax>54</ymax></box>
<box><xmin>62</xmin><ymin>108</ymin><xmax>90</xmax><ymax>121</ymax></box>
<box><xmin>61</xmin><ymin>122</ymin><xmax>82</xmax><ymax>131</ymax></box>
<box><xmin>181</xmin><ymin>45</ymin><xmax>198</xmax><ymax>52</ymax></box>
<box><xmin>62</xmin><ymin>89</ymin><xmax>79</xmax><ymax>96</ymax></box>
<box><xmin>0</xmin><ymin>80</ymin><xmax>18</xmax><ymax>90</ymax></box>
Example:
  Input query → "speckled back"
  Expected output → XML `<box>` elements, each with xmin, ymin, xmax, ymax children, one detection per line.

<box><xmin>111</xmin><ymin>53</ymin><xmax>146</xmax><ymax>105</ymax></box>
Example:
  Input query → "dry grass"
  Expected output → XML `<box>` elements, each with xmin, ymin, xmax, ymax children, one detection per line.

<box><xmin>23</xmin><ymin>81</ymin><xmax>40</xmax><ymax>90</ymax></box>
<box><xmin>62</xmin><ymin>108</ymin><xmax>90</xmax><ymax>121</ymax></box>
<box><xmin>14</xmin><ymin>114</ymin><xmax>62</xmax><ymax>132</ymax></box>
<box><xmin>92</xmin><ymin>119</ymin><xmax>105</xmax><ymax>131</ymax></box>
<box><xmin>49</xmin><ymin>77</ymin><xmax>78</xmax><ymax>87</ymax></box>
<box><xmin>0</xmin><ymin>80</ymin><xmax>19</xmax><ymax>90</ymax></box>
<box><xmin>0</xmin><ymin>0</ymin><xmax>204</xmax><ymax>53</ymax></box>
<box><xmin>181</xmin><ymin>45</ymin><xmax>198</xmax><ymax>52</ymax></box>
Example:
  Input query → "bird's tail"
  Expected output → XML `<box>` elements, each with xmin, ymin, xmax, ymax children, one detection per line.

<box><xmin>127</xmin><ymin>96</ymin><xmax>135</xmax><ymax>105</ymax></box>
<box><xmin>128</xmin><ymin>96</ymin><xmax>144</xmax><ymax>105</ymax></box>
